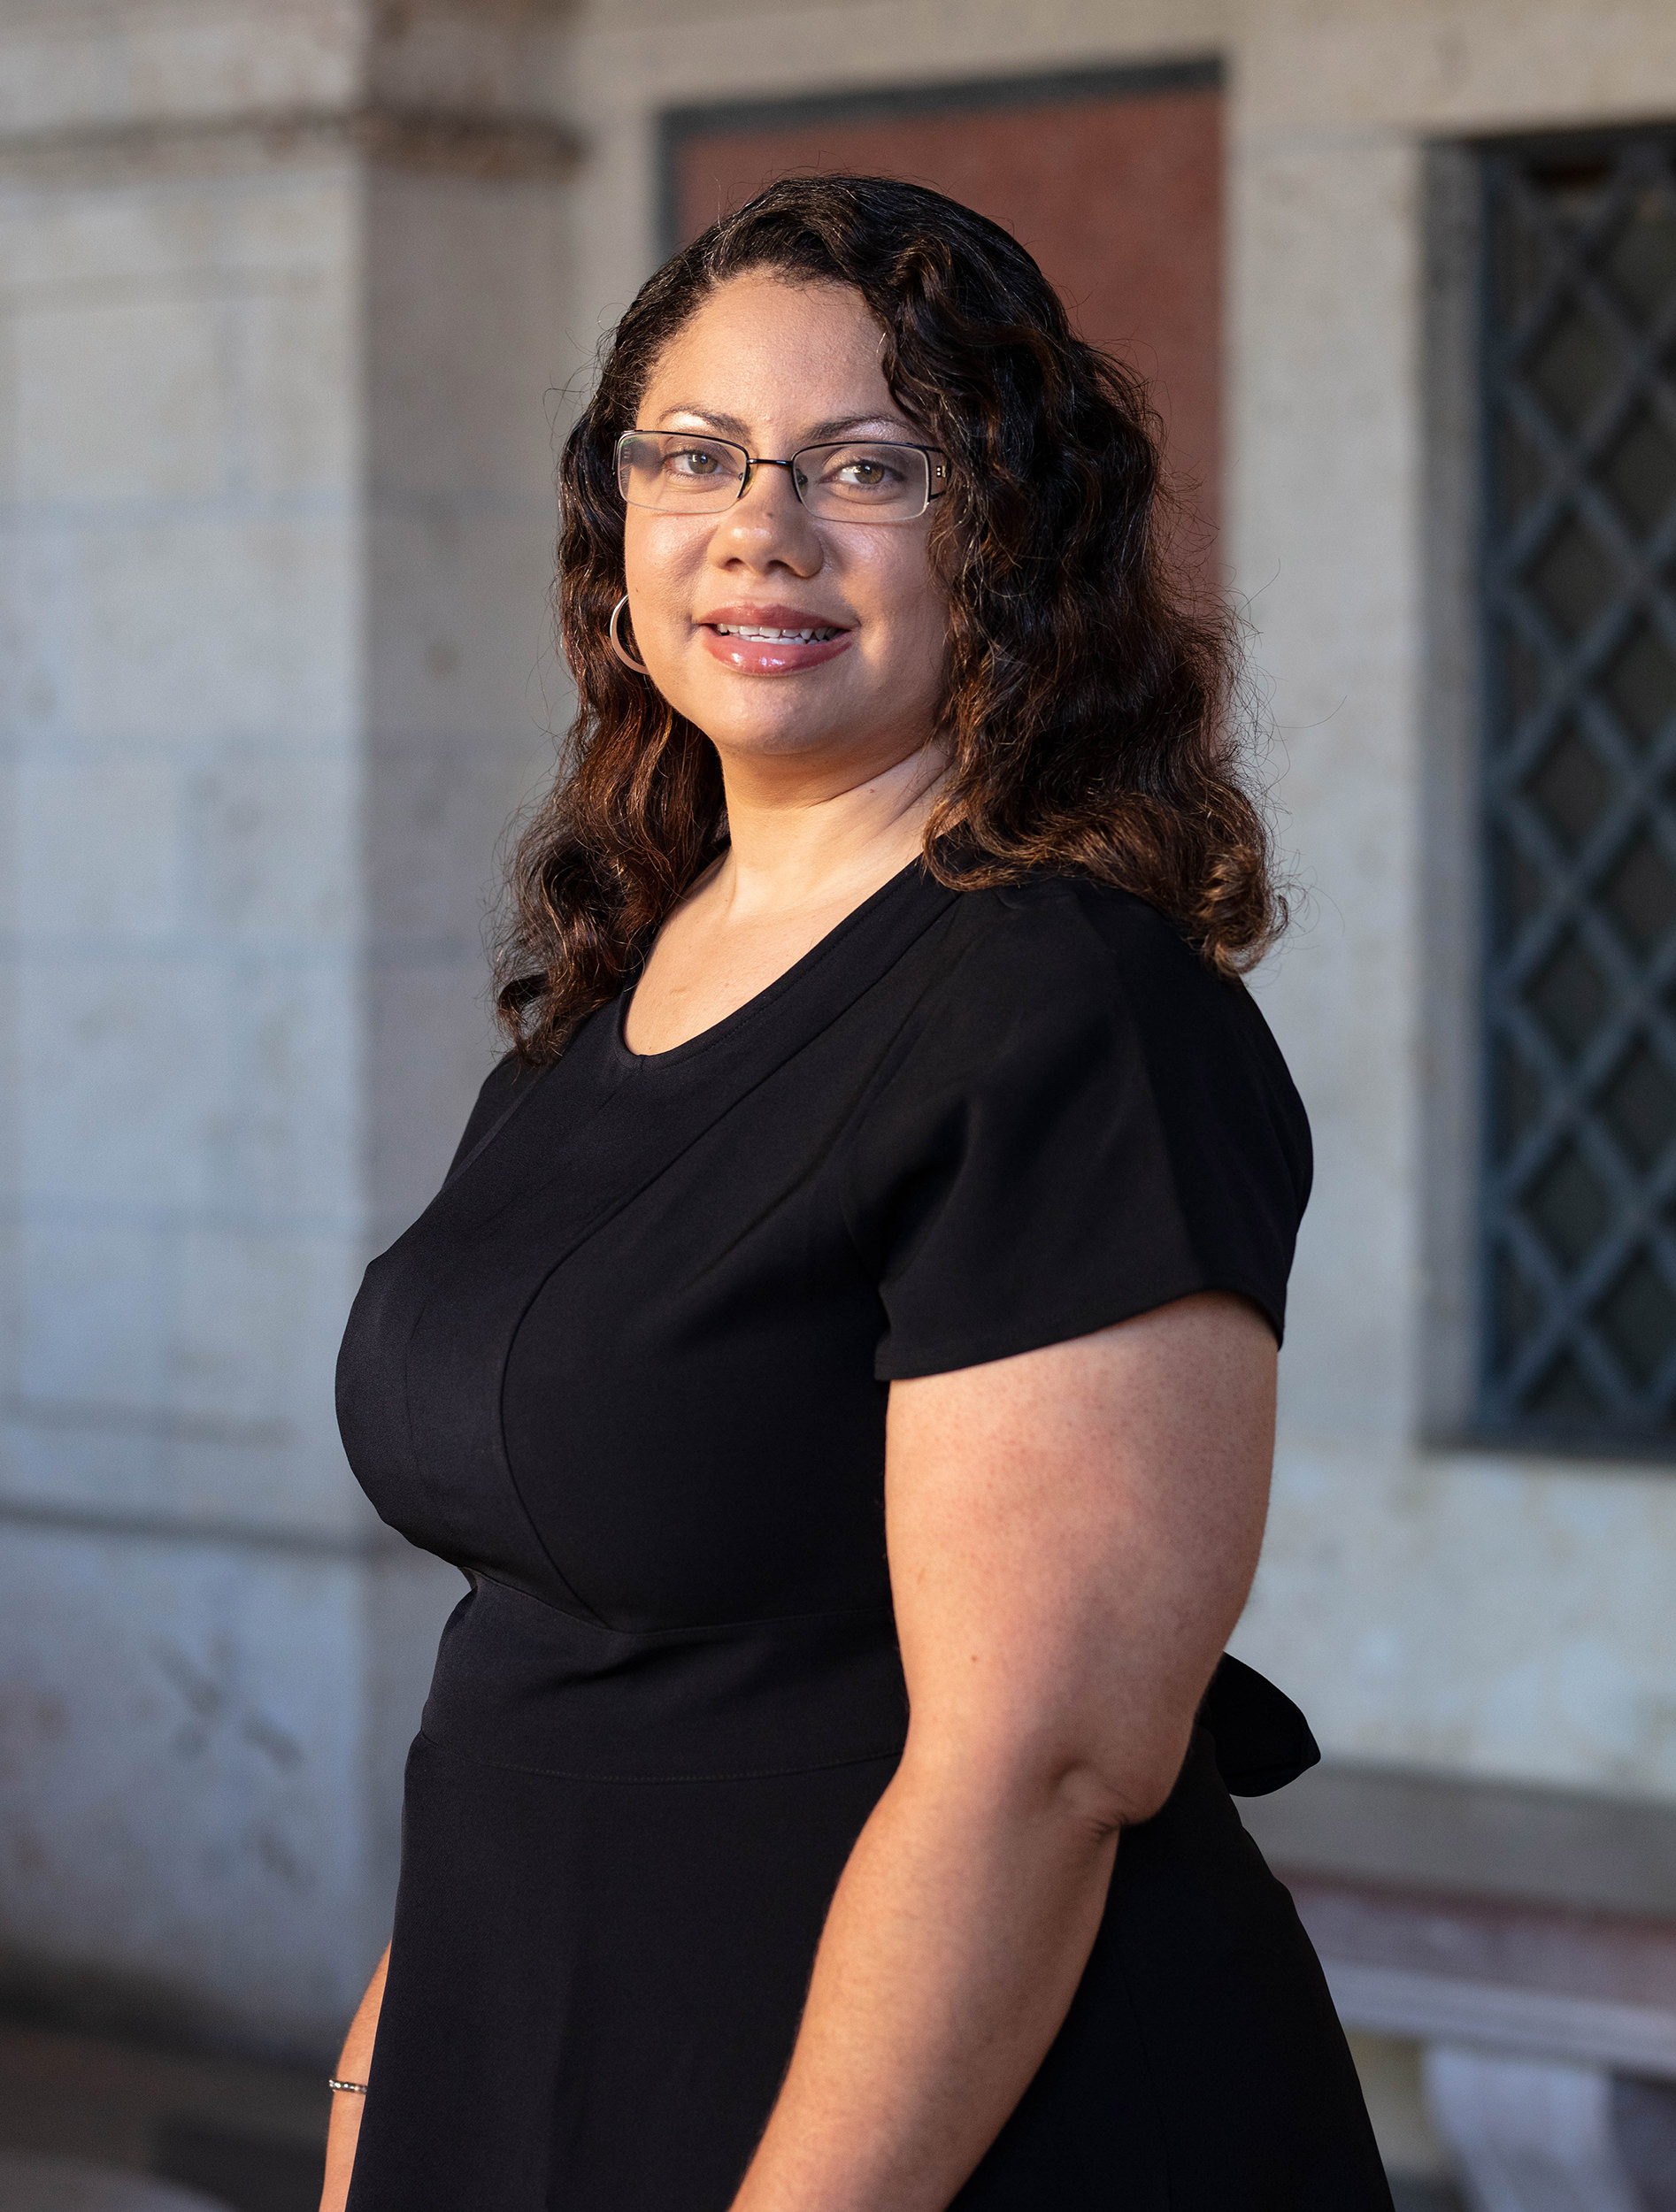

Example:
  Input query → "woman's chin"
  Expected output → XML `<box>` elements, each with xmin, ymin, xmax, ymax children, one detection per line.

<box><xmin>671</xmin><ymin>683</ymin><xmax>868</xmax><ymax>764</ymax></box>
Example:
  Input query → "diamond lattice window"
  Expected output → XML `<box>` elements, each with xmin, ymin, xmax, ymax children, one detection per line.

<box><xmin>1481</xmin><ymin>131</ymin><xmax>1676</xmax><ymax>1446</ymax></box>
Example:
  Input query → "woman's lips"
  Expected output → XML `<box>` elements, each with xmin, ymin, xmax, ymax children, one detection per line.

<box><xmin>697</xmin><ymin>619</ymin><xmax>854</xmax><ymax>676</ymax></box>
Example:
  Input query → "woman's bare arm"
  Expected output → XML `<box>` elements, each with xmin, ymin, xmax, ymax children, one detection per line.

<box><xmin>727</xmin><ymin>1290</ymin><xmax>1276</xmax><ymax>2212</ymax></box>
<box><xmin>319</xmin><ymin>1944</ymin><xmax>388</xmax><ymax>2212</ymax></box>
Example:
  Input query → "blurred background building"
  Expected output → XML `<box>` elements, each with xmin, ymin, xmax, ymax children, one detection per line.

<box><xmin>4</xmin><ymin>1</ymin><xmax>1676</xmax><ymax>2207</ymax></box>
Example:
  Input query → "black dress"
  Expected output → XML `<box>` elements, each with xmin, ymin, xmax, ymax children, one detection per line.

<box><xmin>335</xmin><ymin>866</ymin><xmax>1391</xmax><ymax>2212</ymax></box>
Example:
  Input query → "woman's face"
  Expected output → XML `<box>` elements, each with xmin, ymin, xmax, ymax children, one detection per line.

<box><xmin>621</xmin><ymin>273</ymin><xmax>949</xmax><ymax>785</ymax></box>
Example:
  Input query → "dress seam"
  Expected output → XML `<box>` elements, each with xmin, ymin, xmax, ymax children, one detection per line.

<box><xmin>415</xmin><ymin>1727</ymin><xmax>905</xmax><ymax>1786</ymax></box>
<box><xmin>467</xmin><ymin>1571</ymin><xmax>898</xmax><ymax>1640</ymax></box>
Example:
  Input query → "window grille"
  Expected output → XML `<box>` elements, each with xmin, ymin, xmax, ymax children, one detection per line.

<box><xmin>1480</xmin><ymin>130</ymin><xmax>1676</xmax><ymax>1447</ymax></box>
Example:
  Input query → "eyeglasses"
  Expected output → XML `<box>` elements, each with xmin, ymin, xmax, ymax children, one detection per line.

<box><xmin>617</xmin><ymin>430</ymin><xmax>949</xmax><ymax>524</ymax></box>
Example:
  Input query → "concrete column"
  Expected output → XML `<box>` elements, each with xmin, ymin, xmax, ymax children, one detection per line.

<box><xmin>0</xmin><ymin>0</ymin><xmax>575</xmax><ymax>2056</ymax></box>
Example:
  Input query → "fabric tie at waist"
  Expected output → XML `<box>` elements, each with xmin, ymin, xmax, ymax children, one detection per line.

<box><xmin>419</xmin><ymin>1575</ymin><xmax>910</xmax><ymax>1783</ymax></box>
<box><xmin>423</xmin><ymin>1577</ymin><xmax>1319</xmax><ymax>1799</ymax></box>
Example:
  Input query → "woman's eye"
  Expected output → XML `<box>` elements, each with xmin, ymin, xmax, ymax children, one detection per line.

<box><xmin>667</xmin><ymin>448</ymin><xmax>721</xmax><ymax>477</ymax></box>
<box><xmin>836</xmin><ymin>457</ymin><xmax>896</xmax><ymax>488</ymax></box>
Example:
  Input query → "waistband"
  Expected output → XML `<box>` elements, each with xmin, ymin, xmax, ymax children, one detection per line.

<box><xmin>419</xmin><ymin>1574</ymin><xmax>910</xmax><ymax>1784</ymax></box>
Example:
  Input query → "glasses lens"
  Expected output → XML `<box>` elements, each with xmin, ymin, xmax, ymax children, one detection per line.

<box><xmin>794</xmin><ymin>442</ymin><xmax>930</xmax><ymax>521</ymax></box>
<box><xmin>618</xmin><ymin>432</ymin><xmax>747</xmax><ymax>511</ymax></box>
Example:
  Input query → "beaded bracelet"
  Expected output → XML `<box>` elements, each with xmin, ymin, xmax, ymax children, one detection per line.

<box><xmin>328</xmin><ymin>2078</ymin><xmax>368</xmax><ymax>2095</ymax></box>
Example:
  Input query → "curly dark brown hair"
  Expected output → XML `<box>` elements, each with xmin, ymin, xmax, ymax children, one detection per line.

<box><xmin>495</xmin><ymin>173</ymin><xmax>1282</xmax><ymax>1061</ymax></box>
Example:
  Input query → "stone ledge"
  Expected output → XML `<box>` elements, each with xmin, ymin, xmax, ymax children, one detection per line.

<box><xmin>1323</xmin><ymin>1957</ymin><xmax>1676</xmax><ymax>2080</ymax></box>
<box><xmin>1240</xmin><ymin>1757</ymin><xmax>1676</xmax><ymax>1919</ymax></box>
<box><xmin>0</xmin><ymin>104</ymin><xmax>583</xmax><ymax>185</ymax></box>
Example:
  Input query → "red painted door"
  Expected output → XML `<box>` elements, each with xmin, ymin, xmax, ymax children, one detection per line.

<box><xmin>669</xmin><ymin>73</ymin><xmax>1224</xmax><ymax>533</ymax></box>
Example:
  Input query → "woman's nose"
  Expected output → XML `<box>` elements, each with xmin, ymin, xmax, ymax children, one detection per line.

<box><xmin>712</xmin><ymin>461</ymin><xmax>821</xmax><ymax>566</ymax></box>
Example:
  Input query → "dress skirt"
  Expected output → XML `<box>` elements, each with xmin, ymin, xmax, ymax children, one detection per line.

<box><xmin>343</xmin><ymin>1577</ymin><xmax>1391</xmax><ymax>2212</ymax></box>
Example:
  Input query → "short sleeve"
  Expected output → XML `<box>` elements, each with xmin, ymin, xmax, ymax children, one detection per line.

<box><xmin>842</xmin><ymin>883</ymin><xmax>1312</xmax><ymax>1379</ymax></box>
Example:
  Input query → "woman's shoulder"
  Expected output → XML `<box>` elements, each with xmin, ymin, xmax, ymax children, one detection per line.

<box><xmin>896</xmin><ymin>872</ymin><xmax>1311</xmax><ymax>1194</ymax></box>
<box><xmin>854</xmin><ymin>876</ymin><xmax>1312</xmax><ymax>1368</ymax></box>
<box><xmin>919</xmin><ymin>873</ymin><xmax>1272</xmax><ymax>1052</ymax></box>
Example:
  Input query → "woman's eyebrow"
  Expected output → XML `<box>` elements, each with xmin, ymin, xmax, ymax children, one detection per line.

<box><xmin>656</xmin><ymin>406</ymin><xmax>753</xmax><ymax>437</ymax></box>
<box><xmin>655</xmin><ymin>406</ymin><xmax>919</xmax><ymax>442</ymax></box>
<box><xmin>802</xmin><ymin>413</ymin><xmax>919</xmax><ymax>442</ymax></box>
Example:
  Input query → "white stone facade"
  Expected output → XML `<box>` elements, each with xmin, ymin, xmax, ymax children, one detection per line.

<box><xmin>3</xmin><ymin>0</ymin><xmax>1674</xmax><ymax>2059</ymax></box>
<box><xmin>0</xmin><ymin>0</ymin><xmax>573</xmax><ymax>2053</ymax></box>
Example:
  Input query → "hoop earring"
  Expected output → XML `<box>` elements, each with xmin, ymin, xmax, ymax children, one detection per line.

<box><xmin>609</xmin><ymin>594</ymin><xmax>650</xmax><ymax>675</ymax></box>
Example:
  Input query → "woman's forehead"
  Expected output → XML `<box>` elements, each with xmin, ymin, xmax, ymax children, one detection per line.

<box><xmin>640</xmin><ymin>273</ymin><xmax>908</xmax><ymax>434</ymax></box>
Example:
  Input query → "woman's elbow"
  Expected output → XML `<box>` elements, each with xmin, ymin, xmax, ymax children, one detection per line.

<box><xmin>1046</xmin><ymin>1718</ymin><xmax>1198</xmax><ymax>1839</ymax></box>
<box><xmin>909</xmin><ymin>1712</ymin><xmax>1197</xmax><ymax>1843</ymax></box>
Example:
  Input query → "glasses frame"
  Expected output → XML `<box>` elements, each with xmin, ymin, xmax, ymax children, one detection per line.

<box><xmin>616</xmin><ymin>430</ymin><xmax>950</xmax><ymax>525</ymax></box>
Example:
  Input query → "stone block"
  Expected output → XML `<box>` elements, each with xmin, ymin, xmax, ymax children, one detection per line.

<box><xmin>365</xmin><ymin>956</ymin><xmax>503</xmax><ymax>1237</ymax></box>
<box><xmin>365</xmin><ymin>726</ymin><xmax>551</xmax><ymax>941</ymax></box>
<box><xmin>30</xmin><ymin>512</ymin><xmax>357</xmax><ymax>748</ymax></box>
<box><xmin>0</xmin><ymin>2154</ymin><xmax>229</xmax><ymax>2211</ymax></box>
<box><xmin>367</xmin><ymin>511</ymin><xmax>563</xmax><ymax>748</ymax></box>
<box><xmin>235</xmin><ymin>275</ymin><xmax>357</xmax><ymax>500</ymax></box>
<box><xmin>180</xmin><ymin>745</ymin><xmax>357</xmax><ymax>942</ymax></box>
<box><xmin>4</xmin><ymin>1210</ymin><xmax>371</xmax><ymax>1532</ymax></box>
<box><xmin>365</xmin><ymin>0</ymin><xmax>572</xmax><ymax>114</ymax></box>
<box><xmin>1230</xmin><ymin>126</ymin><xmax>1426</xmax><ymax>1444</ymax></box>
<box><xmin>12</xmin><ymin>1220</ymin><xmax>172</xmax><ymax>1417</ymax></box>
<box><xmin>211</xmin><ymin>956</ymin><xmax>361</xmax><ymax>1221</ymax></box>
<box><xmin>0</xmin><ymin>0</ymin><xmax>363</xmax><ymax>140</ymax></box>
<box><xmin>16</xmin><ymin>294</ymin><xmax>231</xmax><ymax>507</ymax></box>
<box><xmin>1240</xmin><ymin>1439</ymin><xmax>1676</xmax><ymax>1794</ymax></box>
<box><xmin>0</xmin><ymin>164</ymin><xmax>355</xmax><ymax>305</ymax></box>
<box><xmin>19</xmin><ymin>950</ymin><xmax>234</xmax><ymax>1215</ymax></box>
<box><xmin>18</xmin><ymin>754</ymin><xmax>181</xmax><ymax>940</ymax></box>
<box><xmin>0</xmin><ymin>1519</ymin><xmax>459</xmax><ymax>2058</ymax></box>
<box><xmin>1240</xmin><ymin>0</ymin><xmax>1676</xmax><ymax>137</ymax></box>
<box><xmin>365</xmin><ymin>169</ymin><xmax>573</xmax><ymax>504</ymax></box>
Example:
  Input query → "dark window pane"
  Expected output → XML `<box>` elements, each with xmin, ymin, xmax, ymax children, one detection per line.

<box><xmin>1603</xmin><ymin>187</ymin><xmax>1676</xmax><ymax>322</ymax></box>
<box><xmin>1495</xmin><ymin>189</ymin><xmax>1558</xmax><ymax>326</ymax></box>
<box><xmin>1528</xmin><ymin>934</ymin><xmax>1611</xmax><ymax>1059</ymax></box>
<box><xmin>1602</xmin><ymin>830</ymin><xmax>1676</xmax><ymax>949</ymax></box>
<box><xmin>1495</xmin><ymin>411</ymin><xmax>1551</xmax><ymax>527</ymax></box>
<box><xmin>1494</xmin><ymin>1247</ymin><xmax>1548</xmax><ymax>1367</ymax></box>
<box><xmin>1496</xmin><ymin>624</ymin><xmax>1550</xmax><ymax>735</ymax></box>
<box><xmin>1602</xmin><ymin>621</ymin><xmax>1676</xmax><ymax>746</ymax></box>
<box><xmin>1599</xmin><ymin>1040</ymin><xmax>1676</xmax><ymax>1167</ymax></box>
<box><xmin>1523</xmin><ymin>722</ymin><xmax>1613</xmax><ymax>851</ymax></box>
<box><xmin>1493</xmin><ymin>1033</ymin><xmax>1548</xmax><ymax>1155</ymax></box>
<box><xmin>1596</xmin><ymin>1251</ymin><xmax>1676</xmax><ymax>1385</ymax></box>
<box><xmin>1526</xmin><ymin>1141</ymin><xmax>1613</xmax><ymax>1268</ymax></box>
<box><xmin>1526</xmin><ymin>516</ymin><xmax>1621</xmax><ymax>639</ymax></box>
<box><xmin>1600</xmin><ymin>403</ymin><xmax>1676</xmax><ymax>535</ymax></box>
<box><xmin>1524</xmin><ymin>301</ymin><xmax>1621</xmax><ymax>432</ymax></box>
<box><xmin>1491</xmin><ymin>828</ymin><xmax>1548</xmax><ymax>942</ymax></box>
<box><xmin>1526</xmin><ymin>1348</ymin><xmax>1607</xmax><ymax>1418</ymax></box>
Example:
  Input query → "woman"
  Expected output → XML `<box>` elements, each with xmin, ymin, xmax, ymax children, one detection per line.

<box><xmin>327</xmin><ymin>176</ymin><xmax>1390</xmax><ymax>2210</ymax></box>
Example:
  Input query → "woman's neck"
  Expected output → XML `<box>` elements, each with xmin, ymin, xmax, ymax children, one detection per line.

<box><xmin>711</xmin><ymin>739</ymin><xmax>947</xmax><ymax>923</ymax></box>
<box><xmin>620</xmin><ymin>737</ymin><xmax>947</xmax><ymax>1056</ymax></box>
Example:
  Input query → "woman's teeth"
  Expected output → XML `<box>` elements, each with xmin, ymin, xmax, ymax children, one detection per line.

<box><xmin>711</xmin><ymin>624</ymin><xmax>841</xmax><ymax>642</ymax></box>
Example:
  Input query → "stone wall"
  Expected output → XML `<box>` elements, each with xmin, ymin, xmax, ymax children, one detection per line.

<box><xmin>0</xmin><ymin>0</ymin><xmax>573</xmax><ymax>2054</ymax></box>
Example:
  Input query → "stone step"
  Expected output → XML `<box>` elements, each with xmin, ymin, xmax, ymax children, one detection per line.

<box><xmin>0</xmin><ymin>2155</ymin><xmax>231</xmax><ymax>2211</ymax></box>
